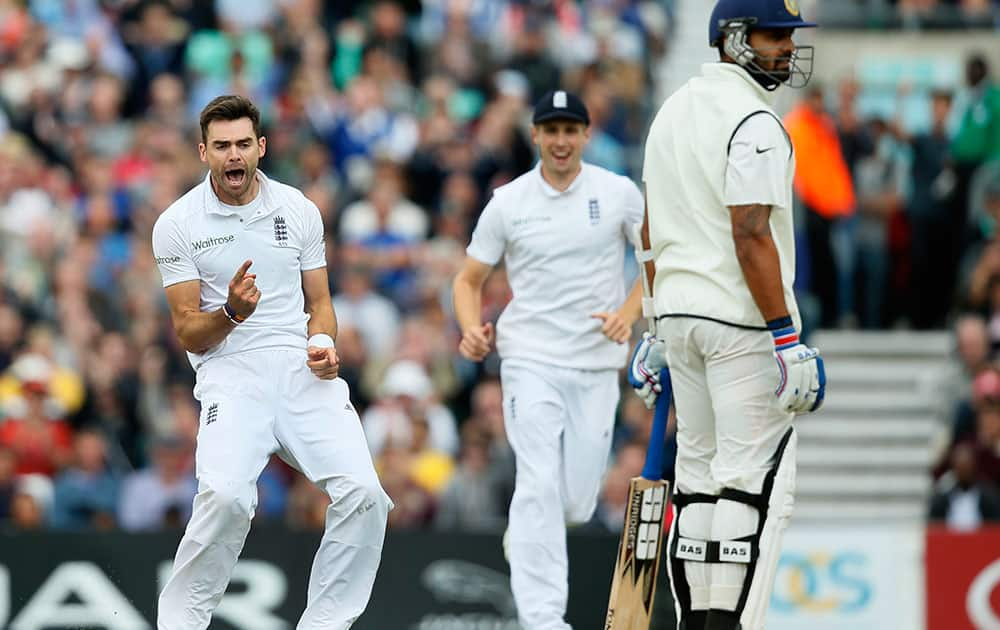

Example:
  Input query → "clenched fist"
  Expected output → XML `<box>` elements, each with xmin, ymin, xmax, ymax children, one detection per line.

<box><xmin>307</xmin><ymin>346</ymin><xmax>340</xmax><ymax>380</ymax></box>
<box><xmin>459</xmin><ymin>322</ymin><xmax>494</xmax><ymax>362</ymax></box>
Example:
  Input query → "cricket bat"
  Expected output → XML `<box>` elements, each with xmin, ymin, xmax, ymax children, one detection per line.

<box><xmin>604</xmin><ymin>374</ymin><xmax>671</xmax><ymax>629</ymax></box>
<box><xmin>606</xmin><ymin>207</ymin><xmax>671</xmax><ymax>629</ymax></box>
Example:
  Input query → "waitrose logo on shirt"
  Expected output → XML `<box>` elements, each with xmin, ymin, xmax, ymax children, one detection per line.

<box><xmin>191</xmin><ymin>234</ymin><xmax>235</xmax><ymax>251</ymax></box>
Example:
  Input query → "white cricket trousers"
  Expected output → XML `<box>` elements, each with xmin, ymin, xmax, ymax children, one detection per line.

<box><xmin>157</xmin><ymin>349</ymin><xmax>393</xmax><ymax>630</ymax></box>
<box><xmin>500</xmin><ymin>358</ymin><xmax>619</xmax><ymax>630</ymax></box>
<box><xmin>659</xmin><ymin>318</ymin><xmax>795</xmax><ymax>630</ymax></box>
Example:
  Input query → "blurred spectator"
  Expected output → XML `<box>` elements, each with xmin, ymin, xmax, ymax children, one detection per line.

<box><xmin>0</xmin><ymin>355</ymin><xmax>73</xmax><ymax>476</ymax></box>
<box><xmin>952</xmin><ymin>55</ymin><xmax>1000</xmax><ymax>169</ymax></box>
<box><xmin>589</xmin><ymin>440</ymin><xmax>645</xmax><ymax>532</ymax></box>
<box><xmin>118</xmin><ymin>434</ymin><xmax>196</xmax><ymax>531</ymax></box>
<box><xmin>49</xmin><ymin>428</ymin><xmax>119</xmax><ymax>530</ymax></box>
<box><xmin>332</xmin><ymin>265</ymin><xmax>402</xmax><ymax>360</ymax></box>
<box><xmin>377</xmin><ymin>442</ymin><xmax>436</xmax><ymax>529</ymax></box>
<box><xmin>286</xmin><ymin>475</ymin><xmax>330</xmax><ymax>530</ymax></box>
<box><xmin>785</xmin><ymin>86</ymin><xmax>857</xmax><ymax>328</ymax></box>
<box><xmin>362</xmin><ymin>359</ymin><xmax>459</xmax><ymax>457</ymax></box>
<box><xmin>366</xmin><ymin>0</ymin><xmax>422</xmax><ymax>85</ymax></box>
<box><xmin>8</xmin><ymin>473</ymin><xmax>53</xmax><ymax>530</ymax></box>
<box><xmin>0</xmin><ymin>303</ymin><xmax>24</xmax><ymax>372</ymax></box>
<box><xmin>853</xmin><ymin>118</ymin><xmax>909</xmax><ymax>328</ymax></box>
<box><xmin>0</xmin><ymin>444</ymin><xmax>15</xmax><ymax>520</ymax></box>
<box><xmin>930</xmin><ymin>442</ymin><xmax>1000</xmax><ymax>530</ymax></box>
<box><xmin>407</xmin><ymin>414</ymin><xmax>455</xmax><ymax>496</ymax></box>
<box><xmin>311</xmin><ymin>74</ymin><xmax>419</xmax><ymax>188</ymax></box>
<box><xmin>434</xmin><ymin>426</ymin><xmax>507</xmax><ymax>532</ymax></box>
<box><xmin>908</xmin><ymin>90</ymin><xmax>959</xmax><ymax>328</ymax></box>
<box><xmin>952</xmin><ymin>54</ymin><xmax>1000</xmax><ymax>262</ymax></box>
<box><xmin>333</xmin><ymin>326</ymin><xmax>372</xmax><ymax>411</ymax></box>
<box><xmin>339</xmin><ymin>160</ymin><xmax>428</xmax><ymax>242</ymax></box>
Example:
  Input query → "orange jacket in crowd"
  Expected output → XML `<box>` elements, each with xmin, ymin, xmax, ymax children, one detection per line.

<box><xmin>784</xmin><ymin>103</ymin><xmax>856</xmax><ymax>219</ymax></box>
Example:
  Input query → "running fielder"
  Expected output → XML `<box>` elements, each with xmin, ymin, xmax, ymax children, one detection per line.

<box><xmin>151</xmin><ymin>95</ymin><xmax>392</xmax><ymax>629</ymax></box>
<box><xmin>629</xmin><ymin>1</ymin><xmax>826</xmax><ymax>628</ymax></box>
<box><xmin>453</xmin><ymin>90</ymin><xmax>645</xmax><ymax>630</ymax></box>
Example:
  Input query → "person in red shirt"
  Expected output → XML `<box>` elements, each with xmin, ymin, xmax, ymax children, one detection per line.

<box><xmin>0</xmin><ymin>378</ymin><xmax>72</xmax><ymax>477</ymax></box>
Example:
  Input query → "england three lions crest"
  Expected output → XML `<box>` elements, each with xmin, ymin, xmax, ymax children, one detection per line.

<box><xmin>273</xmin><ymin>216</ymin><xmax>288</xmax><ymax>245</ymax></box>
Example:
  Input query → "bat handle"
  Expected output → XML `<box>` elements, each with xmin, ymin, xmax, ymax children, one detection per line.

<box><xmin>641</xmin><ymin>368</ymin><xmax>671</xmax><ymax>481</ymax></box>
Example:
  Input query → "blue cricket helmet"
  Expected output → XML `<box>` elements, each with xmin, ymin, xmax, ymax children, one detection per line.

<box><xmin>709</xmin><ymin>0</ymin><xmax>817</xmax><ymax>45</ymax></box>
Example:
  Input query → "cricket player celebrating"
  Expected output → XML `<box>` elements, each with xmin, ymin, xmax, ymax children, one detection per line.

<box><xmin>453</xmin><ymin>90</ymin><xmax>644</xmax><ymax>629</ymax></box>
<box><xmin>631</xmin><ymin>1</ymin><xmax>827</xmax><ymax>629</ymax></box>
<box><xmin>151</xmin><ymin>95</ymin><xmax>392</xmax><ymax>629</ymax></box>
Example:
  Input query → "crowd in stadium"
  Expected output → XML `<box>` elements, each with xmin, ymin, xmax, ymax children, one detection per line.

<box><xmin>0</xmin><ymin>0</ymin><xmax>998</xmax><ymax>534</ymax></box>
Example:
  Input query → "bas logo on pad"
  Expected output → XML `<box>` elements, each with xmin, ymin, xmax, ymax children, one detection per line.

<box><xmin>784</xmin><ymin>0</ymin><xmax>800</xmax><ymax>16</ymax></box>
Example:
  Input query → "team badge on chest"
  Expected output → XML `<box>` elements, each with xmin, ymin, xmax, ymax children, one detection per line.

<box><xmin>589</xmin><ymin>198</ymin><xmax>600</xmax><ymax>225</ymax></box>
<box><xmin>273</xmin><ymin>216</ymin><xmax>288</xmax><ymax>245</ymax></box>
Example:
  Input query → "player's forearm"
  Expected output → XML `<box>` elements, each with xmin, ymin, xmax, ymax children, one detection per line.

<box><xmin>175</xmin><ymin>309</ymin><xmax>237</xmax><ymax>354</ymax></box>
<box><xmin>306</xmin><ymin>300</ymin><xmax>338</xmax><ymax>342</ymax></box>
<box><xmin>734</xmin><ymin>233</ymin><xmax>790</xmax><ymax>322</ymax></box>
<box><xmin>619</xmin><ymin>279</ymin><xmax>644</xmax><ymax>325</ymax></box>
<box><xmin>452</xmin><ymin>273</ymin><xmax>484</xmax><ymax>334</ymax></box>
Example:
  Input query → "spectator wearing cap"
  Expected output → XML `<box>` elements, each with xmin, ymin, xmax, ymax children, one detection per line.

<box><xmin>361</xmin><ymin>359</ymin><xmax>459</xmax><ymax>457</ymax></box>
<box><xmin>0</xmin><ymin>355</ymin><xmax>72</xmax><ymax>477</ymax></box>
<box><xmin>50</xmin><ymin>428</ymin><xmax>119</xmax><ymax>530</ymax></box>
<box><xmin>118</xmin><ymin>434</ymin><xmax>196</xmax><ymax>531</ymax></box>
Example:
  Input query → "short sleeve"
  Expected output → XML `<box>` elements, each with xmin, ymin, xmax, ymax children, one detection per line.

<box><xmin>620</xmin><ymin>176</ymin><xmax>645</xmax><ymax>241</ymax></box>
<box><xmin>724</xmin><ymin>113</ymin><xmax>792</xmax><ymax>209</ymax></box>
<box><xmin>300</xmin><ymin>200</ymin><xmax>327</xmax><ymax>271</ymax></box>
<box><xmin>151</xmin><ymin>214</ymin><xmax>199</xmax><ymax>288</ymax></box>
<box><xmin>466</xmin><ymin>194</ymin><xmax>506</xmax><ymax>265</ymax></box>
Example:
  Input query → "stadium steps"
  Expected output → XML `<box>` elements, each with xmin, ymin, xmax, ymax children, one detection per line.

<box><xmin>792</xmin><ymin>330</ymin><xmax>952</xmax><ymax>525</ymax></box>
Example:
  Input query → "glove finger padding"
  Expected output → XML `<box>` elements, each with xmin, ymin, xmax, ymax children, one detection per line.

<box><xmin>775</xmin><ymin>345</ymin><xmax>823</xmax><ymax>414</ymax></box>
<box><xmin>629</xmin><ymin>332</ymin><xmax>666</xmax><ymax>409</ymax></box>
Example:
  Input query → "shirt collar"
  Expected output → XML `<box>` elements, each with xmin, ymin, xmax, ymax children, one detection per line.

<box><xmin>701</xmin><ymin>62</ymin><xmax>781</xmax><ymax>106</ymax></box>
<box><xmin>534</xmin><ymin>161</ymin><xmax>586</xmax><ymax>198</ymax></box>
<box><xmin>203</xmin><ymin>170</ymin><xmax>279</xmax><ymax>216</ymax></box>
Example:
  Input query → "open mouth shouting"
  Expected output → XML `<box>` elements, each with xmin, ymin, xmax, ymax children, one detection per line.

<box><xmin>223</xmin><ymin>165</ymin><xmax>247</xmax><ymax>188</ymax></box>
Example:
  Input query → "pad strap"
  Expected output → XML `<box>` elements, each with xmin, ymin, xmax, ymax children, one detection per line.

<box><xmin>672</xmin><ymin>493</ymin><xmax>720</xmax><ymax>508</ymax></box>
<box><xmin>671</xmin><ymin>536</ymin><xmax>759</xmax><ymax>564</ymax></box>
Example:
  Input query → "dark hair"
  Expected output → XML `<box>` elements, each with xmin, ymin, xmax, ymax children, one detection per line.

<box><xmin>199</xmin><ymin>95</ymin><xmax>262</xmax><ymax>143</ymax></box>
<box><xmin>930</xmin><ymin>89</ymin><xmax>953</xmax><ymax>104</ymax></box>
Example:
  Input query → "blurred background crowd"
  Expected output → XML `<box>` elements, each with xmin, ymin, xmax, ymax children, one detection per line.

<box><xmin>0</xmin><ymin>0</ymin><xmax>997</xmax><ymax>536</ymax></box>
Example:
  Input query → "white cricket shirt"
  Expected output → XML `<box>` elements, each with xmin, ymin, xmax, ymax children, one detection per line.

<box><xmin>152</xmin><ymin>171</ymin><xmax>326</xmax><ymax>369</ymax></box>
<box><xmin>467</xmin><ymin>162</ymin><xmax>644</xmax><ymax>370</ymax></box>
<box><xmin>643</xmin><ymin>63</ymin><xmax>801</xmax><ymax>330</ymax></box>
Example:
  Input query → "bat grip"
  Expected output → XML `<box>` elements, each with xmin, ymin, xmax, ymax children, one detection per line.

<box><xmin>641</xmin><ymin>368</ymin><xmax>671</xmax><ymax>481</ymax></box>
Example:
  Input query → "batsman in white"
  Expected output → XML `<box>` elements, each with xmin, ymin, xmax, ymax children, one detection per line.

<box><xmin>453</xmin><ymin>90</ymin><xmax>644</xmax><ymax>630</ymax></box>
<box><xmin>629</xmin><ymin>1</ymin><xmax>827</xmax><ymax>628</ymax></box>
<box><xmin>150</xmin><ymin>95</ymin><xmax>392</xmax><ymax>630</ymax></box>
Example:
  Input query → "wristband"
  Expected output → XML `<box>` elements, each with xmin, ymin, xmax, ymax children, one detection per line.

<box><xmin>223</xmin><ymin>303</ymin><xmax>246</xmax><ymax>325</ymax></box>
<box><xmin>767</xmin><ymin>316</ymin><xmax>798</xmax><ymax>350</ymax></box>
<box><xmin>308</xmin><ymin>334</ymin><xmax>335</xmax><ymax>349</ymax></box>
